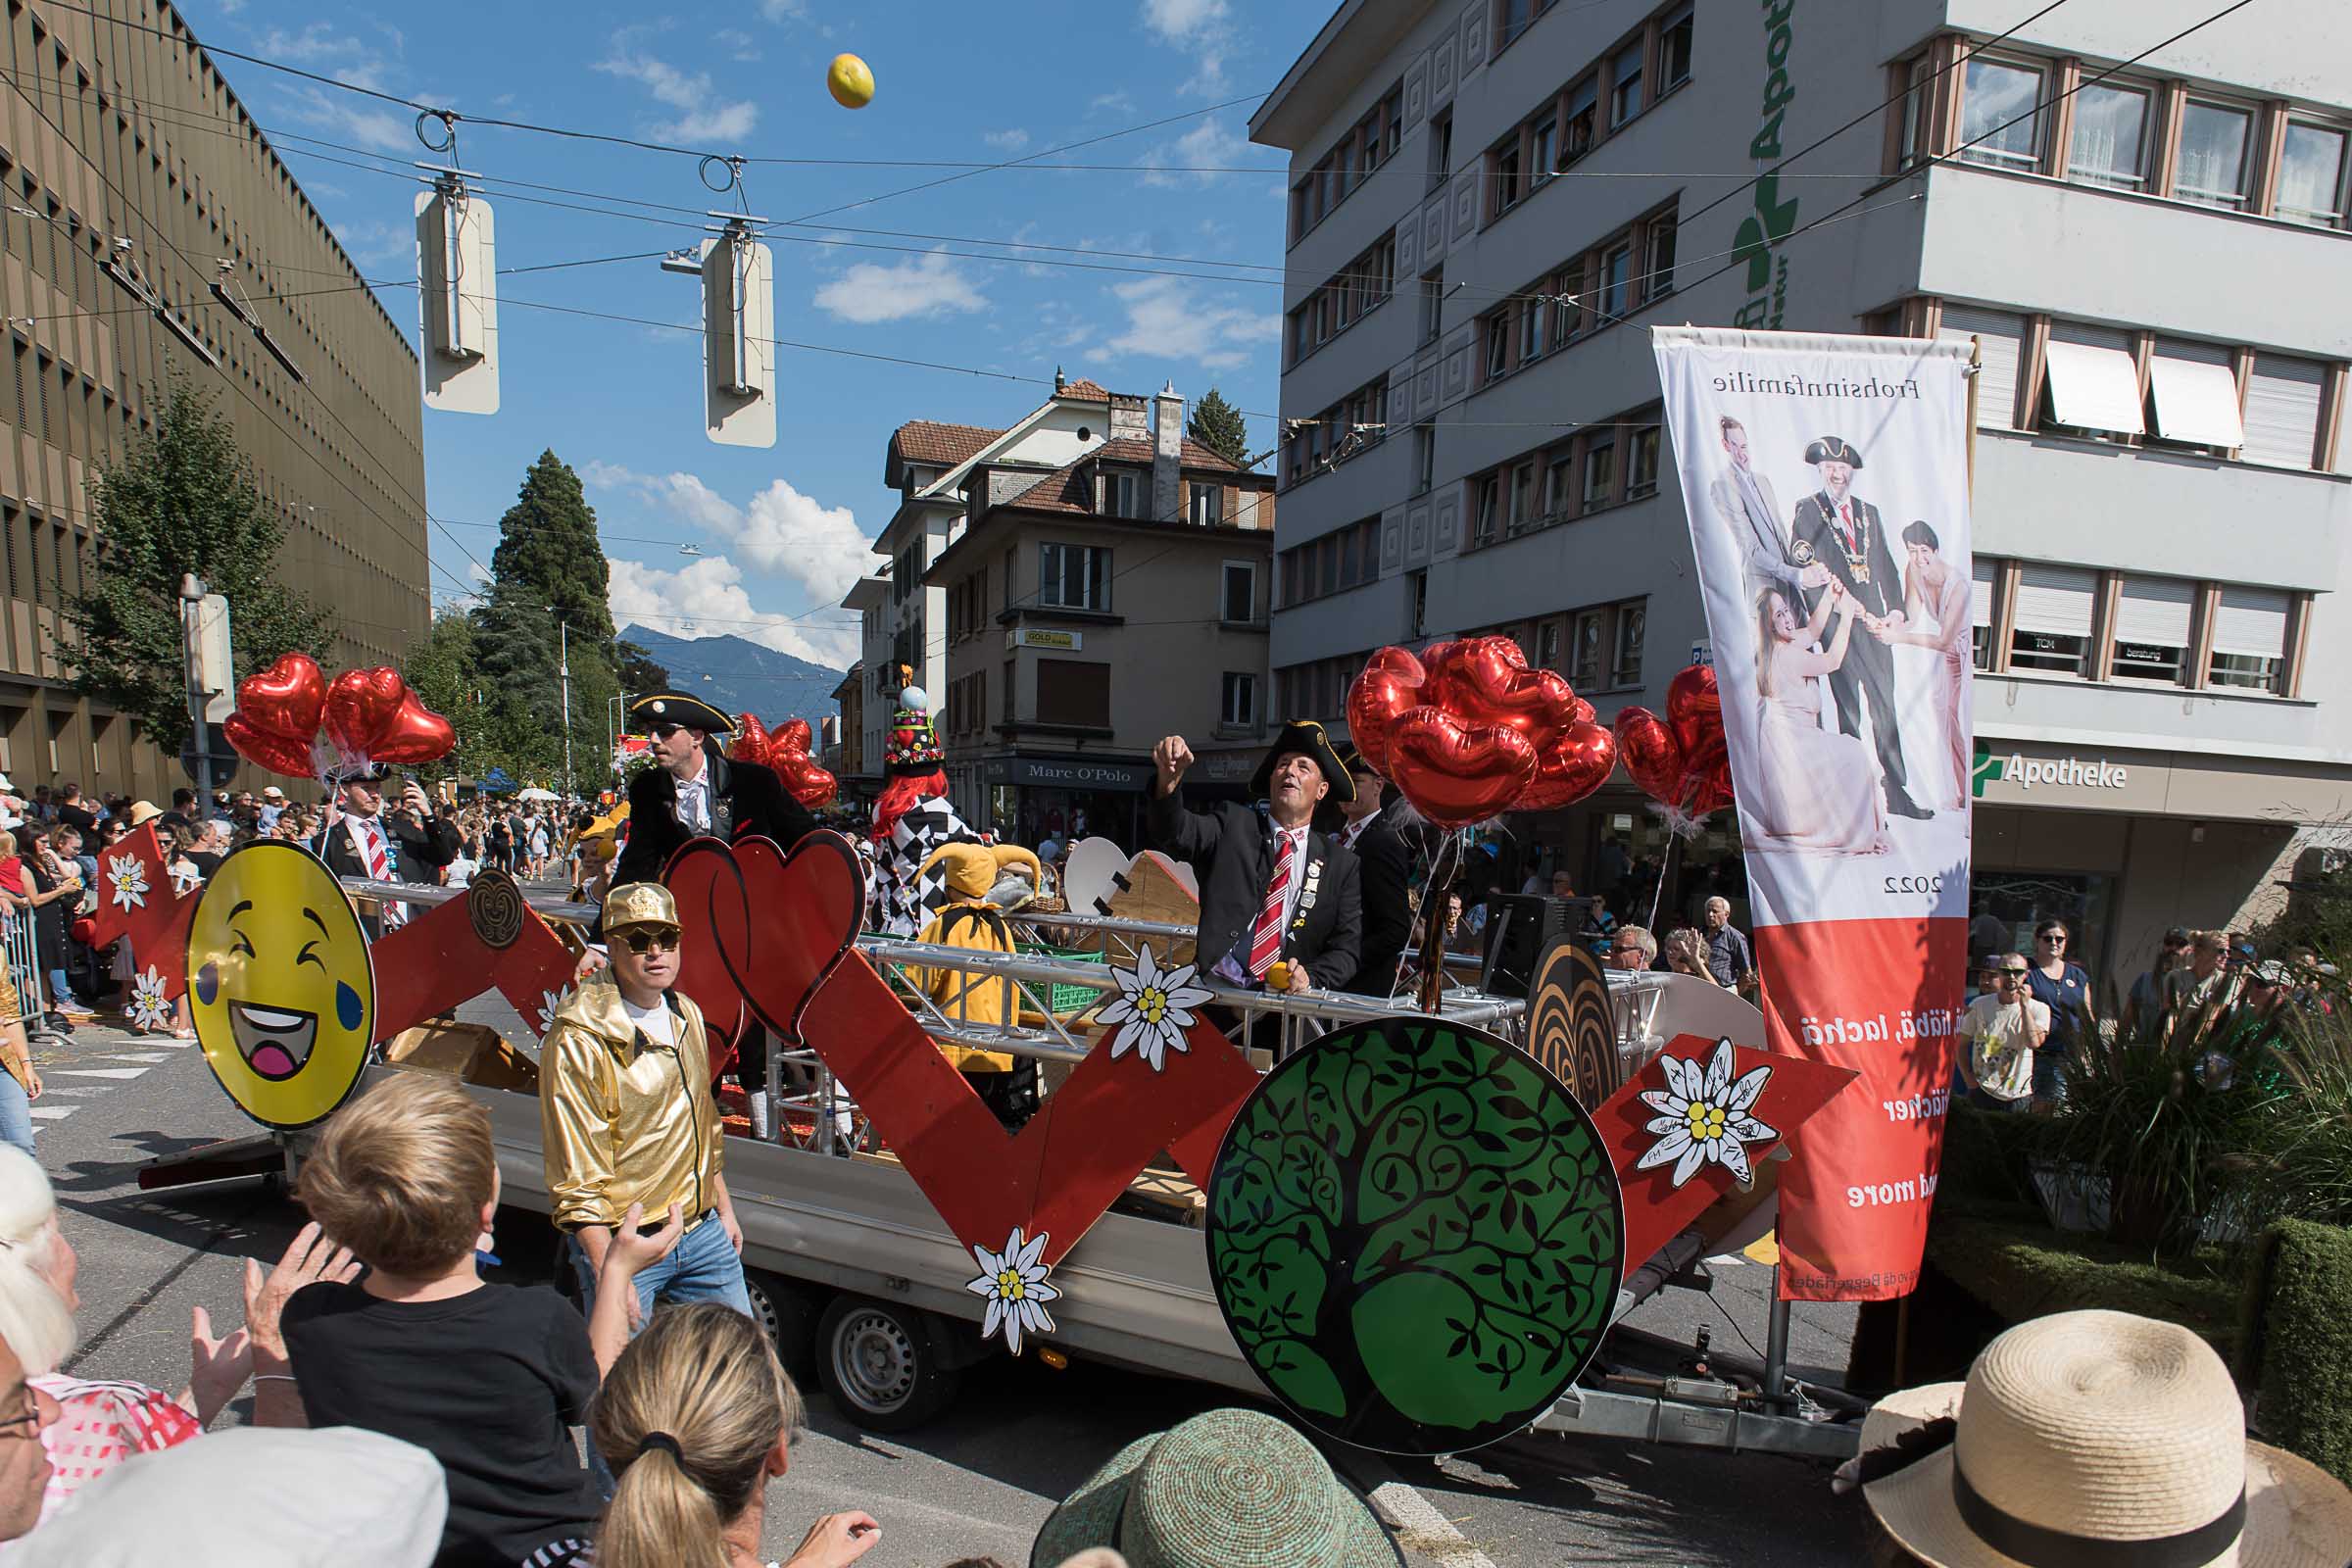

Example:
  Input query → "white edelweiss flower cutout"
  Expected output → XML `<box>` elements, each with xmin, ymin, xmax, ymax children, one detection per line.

<box><xmin>127</xmin><ymin>966</ymin><xmax>174</xmax><ymax>1032</ymax></box>
<box><xmin>1097</xmin><ymin>944</ymin><xmax>1213</xmax><ymax>1073</ymax></box>
<box><xmin>106</xmin><ymin>854</ymin><xmax>149</xmax><ymax>912</ymax></box>
<box><xmin>964</xmin><ymin>1226</ymin><xmax>1058</xmax><ymax>1355</ymax></box>
<box><xmin>1636</xmin><ymin>1036</ymin><xmax>1778</xmax><ymax>1188</ymax></box>
<box><xmin>530</xmin><ymin>989</ymin><xmax>571</xmax><ymax>1034</ymax></box>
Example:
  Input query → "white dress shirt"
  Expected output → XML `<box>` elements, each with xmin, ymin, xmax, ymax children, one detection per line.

<box><xmin>674</xmin><ymin>759</ymin><xmax>713</xmax><ymax>834</ymax></box>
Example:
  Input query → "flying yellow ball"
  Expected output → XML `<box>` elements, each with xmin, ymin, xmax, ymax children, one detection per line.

<box><xmin>827</xmin><ymin>53</ymin><xmax>875</xmax><ymax>110</ymax></box>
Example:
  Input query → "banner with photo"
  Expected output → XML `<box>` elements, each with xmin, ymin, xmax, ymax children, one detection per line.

<box><xmin>1651</xmin><ymin>327</ymin><xmax>1975</xmax><ymax>1301</ymax></box>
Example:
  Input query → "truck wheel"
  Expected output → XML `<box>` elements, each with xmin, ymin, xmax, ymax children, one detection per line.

<box><xmin>814</xmin><ymin>1296</ymin><xmax>961</xmax><ymax>1432</ymax></box>
<box><xmin>745</xmin><ymin>1271</ymin><xmax>818</xmax><ymax>1381</ymax></box>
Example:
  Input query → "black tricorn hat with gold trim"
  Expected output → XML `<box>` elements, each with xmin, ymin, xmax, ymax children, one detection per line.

<box><xmin>629</xmin><ymin>691</ymin><xmax>735</xmax><ymax>735</ymax></box>
<box><xmin>1250</xmin><ymin>719</ymin><xmax>1354</xmax><ymax>806</ymax></box>
<box><xmin>1802</xmin><ymin>435</ymin><xmax>1864</xmax><ymax>468</ymax></box>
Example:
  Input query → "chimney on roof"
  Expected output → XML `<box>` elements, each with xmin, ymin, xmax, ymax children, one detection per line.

<box><xmin>1054</xmin><ymin>365</ymin><xmax>1066</xmax><ymax>393</ymax></box>
<box><xmin>1152</xmin><ymin>380</ymin><xmax>1183</xmax><ymax>525</ymax></box>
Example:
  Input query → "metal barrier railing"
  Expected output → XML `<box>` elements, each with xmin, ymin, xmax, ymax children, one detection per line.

<box><xmin>0</xmin><ymin>903</ymin><xmax>61</xmax><ymax>1042</ymax></box>
<box><xmin>341</xmin><ymin>876</ymin><xmax>1543</xmax><ymax>1157</ymax></box>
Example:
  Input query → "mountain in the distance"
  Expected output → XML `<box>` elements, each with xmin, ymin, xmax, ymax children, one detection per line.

<box><xmin>619</xmin><ymin>623</ymin><xmax>844</xmax><ymax>731</ymax></box>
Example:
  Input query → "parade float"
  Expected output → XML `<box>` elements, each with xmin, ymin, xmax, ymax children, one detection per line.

<box><xmin>102</xmin><ymin>637</ymin><xmax>1868</xmax><ymax>1461</ymax></box>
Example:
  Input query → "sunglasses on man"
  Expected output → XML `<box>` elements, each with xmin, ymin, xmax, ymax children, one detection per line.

<box><xmin>1992</xmin><ymin>967</ymin><xmax>2030</xmax><ymax>980</ymax></box>
<box><xmin>619</xmin><ymin>928</ymin><xmax>680</xmax><ymax>955</ymax></box>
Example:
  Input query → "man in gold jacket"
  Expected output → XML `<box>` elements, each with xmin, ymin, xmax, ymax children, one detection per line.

<box><xmin>541</xmin><ymin>882</ymin><xmax>749</xmax><ymax>1325</ymax></box>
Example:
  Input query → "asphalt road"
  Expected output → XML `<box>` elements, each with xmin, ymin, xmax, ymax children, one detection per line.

<box><xmin>33</xmin><ymin>1014</ymin><xmax>1870</xmax><ymax>1566</ymax></box>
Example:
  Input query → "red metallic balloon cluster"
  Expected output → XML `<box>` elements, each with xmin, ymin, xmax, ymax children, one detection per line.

<box><xmin>732</xmin><ymin>713</ymin><xmax>839</xmax><ymax>808</ymax></box>
<box><xmin>223</xmin><ymin>653</ymin><xmax>456</xmax><ymax>781</ymax></box>
<box><xmin>1346</xmin><ymin>636</ymin><xmax>1616</xmax><ymax>828</ymax></box>
<box><xmin>1613</xmin><ymin>664</ymin><xmax>1734</xmax><ymax>820</ymax></box>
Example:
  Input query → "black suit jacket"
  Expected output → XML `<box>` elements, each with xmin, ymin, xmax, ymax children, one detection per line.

<box><xmin>1340</xmin><ymin>807</ymin><xmax>1419</xmax><ymax>997</ymax></box>
<box><xmin>1148</xmin><ymin>789</ymin><xmax>1361</xmax><ymax>990</ymax></box>
<box><xmin>314</xmin><ymin>808</ymin><xmax>461</xmax><ymax>938</ymax></box>
<box><xmin>1793</xmin><ymin>490</ymin><xmax>1902</xmax><ymax>623</ymax></box>
<box><xmin>612</xmin><ymin>741</ymin><xmax>820</xmax><ymax>889</ymax></box>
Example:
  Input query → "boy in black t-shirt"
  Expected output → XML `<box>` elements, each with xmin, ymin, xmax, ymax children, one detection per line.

<box><xmin>282</xmin><ymin>1074</ymin><xmax>680</xmax><ymax>1568</ymax></box>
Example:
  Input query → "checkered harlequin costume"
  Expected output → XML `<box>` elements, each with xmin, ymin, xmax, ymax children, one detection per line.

<box><xmin>867</xmin><ymin>684</ymin><xmax>988</xmax><ymax>937</ymax></box>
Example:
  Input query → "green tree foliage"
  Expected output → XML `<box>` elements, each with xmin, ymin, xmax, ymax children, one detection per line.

<box><xmin>613</xmin><ymin>637</ymin><xmax>670</xmax><ymax>698</ymax></box>
<box><xmin>1186</xmin><ymin>386</ymin><xmax>1251</xmax><ymax>467</ymax></box>
<box><xmin>62</xmin><ymin>378</ymin><xmax>333</xmax><ymax>744</ymax></box>
<box><xmin>468</xmin><ymin>450</ymin><xmax>621</xmax><ymax>789</ymax></box>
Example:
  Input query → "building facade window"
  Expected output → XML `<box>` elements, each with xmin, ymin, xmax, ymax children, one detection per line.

<box><xmin>1220</xmin><ymin>561</ymin><xmax>1255</xmax><ymax>623</ymax></box>
<box><xmin>2110</xmin><ymin>575</ymin><xmax>2195</xmax><ymax>685</ymax></box>
<box><xmin>1472</xmin><ymin>474</ymin><xmax>1500</xmax><ymax>546</ymax></box>
<box><xmin>1190</xmin><ymin>483</ymin><xmax>1223</xmax><ymax>527</ymax></box>
<box><xmin>2008</xmin><ymin>564</ymin><xmax>2097</xmax><ymax>674</ymax></box>
<box><xmin>2176</xmin><ymin>100</ymin><xmax>2253</xmax><ymax>208</ymax></box>
<box><xmin>1609</xmin><ymin>42</ymin><xmax>1644</xmax><ymax>126</ymax></box>
<box><xmin>1611</xmin><ymin>600</ymin><xmax>1646</xmax><ymax>687</ymax></box>
<box><xmin>2066</xmin><ymin>81</ymin><xmax>2150</xmax><ymax>188</ymax></box>
<box><xmin>1583</xmin><ymin>437</ymin><xmax>1616</xmax><ymax>508</ymax></box>
<box><xmin>1103</xmin><ymin>469</ymin><xmax>1141</xmax><ymax>518</ymax></box>
<box><xmin>2278</xmin><ymin>122</ymin><xmax>2349</xmax><ymax>227</ymax></box>
<box><xmin>1413</xmin><ymin>423</ymin><xmax>1436</xmax><ymax>494</ymax></box>
<box><xmin>1660</xmin><ymin>4</ymin><xmax>1693</xmax><ymax>90</ymax></box>
<box><xmin>1220</xmin><ymin>671</ymin><xmax>1257</xmax><ymax>729</ymax></box>
<box><xmin>1957</xmin><ymin>56</ymin><xmax>2042</xmax><ymax>169</ymax></box>
<box><xmin>1038</xmin><ymin>543</ymin><xmax>1109</xmax><ymax>611</ymax></box>
<box><xmin>1626</xmin><ymin>424</ymin><xmax>1662</xmax><ymax>499</ymax></box>
<box><xmin>2207</xmin><ymin>586</ymin><xmax>2290</xmax><ymax>692</ymax></box>
<box><xmin>1599</xmin><ymin>244</ymin><xmax>1631</xmax><ymax>319</ymax></box>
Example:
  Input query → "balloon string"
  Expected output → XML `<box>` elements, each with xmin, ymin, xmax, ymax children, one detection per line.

<box><xmin>1645</xmin><ymin>832</ymin><xmax>1678</xmax><ymax>936</ymax></box>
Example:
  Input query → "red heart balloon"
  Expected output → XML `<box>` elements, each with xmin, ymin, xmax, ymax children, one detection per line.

<box><xmin>733</xmin><ymin>713</ymin><xmax>840</xmax><ymax>808</ymax></box>
<box><xmin>372</xmin><ymin>692</ymin><xmax>456</xmax><ymax>764</ymax></box>
<box><xmin>1437</xmin><ymin>636</ymin><xmax>1578</xmax><ymax>743</ymax></box>
<box><xmin>1345</xmin><ymin>647</ymin><xmax>1425</xmax><ymax>775</ymax></box>
<box><xmin>323</xmin><ymin>667</ymin><xmax>408</xmax><ymax>758</ymax></box>
<box><xmin>1614</xmin><ymin>706</ymin><xmax>1686</xmax><ymax>808</ymax></box>
<box><xmin>230</xmin><ymin>654</ymin><xmax>326</xmax><ymax>745</ymax></box>
<box><xmin>777</xmin><ymin>717</ymin><xmax>814</xmax><ymax>753</ymax></box>
<box><xmin>1384</xmin><ymin>708</ymin><xmax>1538</xmax><ymax>827</ymax></box>
<box><xmin>1666</xmin><ymin>664</ymin><xmax>1722</xmax><ymax>759</ymax></box>
<box><xmin>221</xmin><ymin>716</ymin><xmax>321</xmax><ymax>780</ymax></box>
<box><xmin>1518</xmin><ymin>720</ymin><xmax>1617</xmax><ymax>811</ymax></box>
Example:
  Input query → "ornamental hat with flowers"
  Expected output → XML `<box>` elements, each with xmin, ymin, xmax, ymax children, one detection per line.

<box><xmin>1031</xmin><ymin>1408</ymin><xmax>1400</xmax><ymax>1568</ymax></box>
<box><xmin>1860</xmin><ymin>1309</ymin><xmax>2352</xmax><ymax>1568</ymax></box>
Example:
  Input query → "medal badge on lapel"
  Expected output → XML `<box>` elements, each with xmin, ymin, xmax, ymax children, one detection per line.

<box><xmin>1292</xmin><ymin>855</ymin><xmax>1322</xmax><ymax>937</ymax></box>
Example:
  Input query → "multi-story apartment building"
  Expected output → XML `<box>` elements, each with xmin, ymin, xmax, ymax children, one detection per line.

<box><xmin>0</xmin><ymin>0</ymin><xmax>428</xmax><ymax>795</ymax></box>
<box><xmin>851</xmin><ymin>374</ymin><xmax>1275</xmax><ymax>847</ymax></box>
<box><xmin>1254</xmin><ymin>0</ymin><xmax>2352</xmax><ymax>979</ymax></box>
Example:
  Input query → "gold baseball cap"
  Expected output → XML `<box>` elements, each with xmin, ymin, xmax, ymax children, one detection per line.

<box><xmin>603</xmin><ymin>882</ymin><xmax>681</xmax><ymax>935</ymax></box>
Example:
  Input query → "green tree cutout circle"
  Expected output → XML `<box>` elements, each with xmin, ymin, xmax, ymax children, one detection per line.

<box><xmin>1206</xmin><ymin>1017</ymin><xmax>1623</xmax><ymax>1455</ymax></box>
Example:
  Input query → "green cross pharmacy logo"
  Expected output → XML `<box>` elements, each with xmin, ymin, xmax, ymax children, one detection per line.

<box><xmin>1971</xmin><ymin>749</ymin><xmax>2006</xmax><ymax>800</ymax></box>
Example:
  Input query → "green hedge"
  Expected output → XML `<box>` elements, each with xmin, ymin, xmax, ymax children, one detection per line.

<box><xmin>2240</xmin><ymin>1220</ymin><xmax>2352</xmax><ymax>1487</ymax></box>
<box><xmin>1922</xmin><ymin>1215</ymin><xmax>2242</xmax><ymax>1360</ymax></box>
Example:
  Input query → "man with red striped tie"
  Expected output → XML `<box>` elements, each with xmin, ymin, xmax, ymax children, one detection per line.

<box><xmin>1147</xmin><ymin>720</ymin><xmax>1363</xmax><ymax>1002</ymax></box>
<box><xmin>314</xmin><ymin>767</ymin><xmax>461</xmax><ymax>939</ymax></box>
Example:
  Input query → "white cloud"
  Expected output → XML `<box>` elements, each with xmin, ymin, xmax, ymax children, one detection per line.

<box><xmin>1138</xmin><ymin>0</ymin><xmax>1233</xmax><ymax>92</ymax></box>
<box><xmin>982</xmin><ymin>128</ymin><xmax>1030</xmax><ymax>152</ymax></box>
<box><xmin>715</xmin><ymin>27</ymin><xmax>762</xmax><ymax>61</ymax></box>
<box><xmin>1090</xmin><ymin>91</ymin><xmax>1135</xmax><ymax>116</ymax></box>
<box><xmin>757</xmin><ymin>0</ymin><xmax>807</xmax><ymax>19</ymax></box>
<box><xmin>1103</xmin><ymin>275</ymin><xmax>1276</xmax><ymax>371</ymax></box>
<box><xmin>587</xmin><ymin>466</ymin><xmax>874</xmax><ymax>612</ymax></box>
<box><xmin>812</xmin><ymin>249</ymin><xmax>987</xmax><ymax>325</ymax></box>
<box><xmin>1140</xmin><ymin>0</ymin><xmax>1228</xmax><ymax>42</ymax></box>
<box><xmin>1143</xmin><ymin>116</ymin><xmax>1251</xmax><ymax>187</ymax></box>
<box><xmin>329</xmin><ymin>217</ymin><xmax>411</xmax><ymax>272</ymax></box>
<box><xmin>594</xmin><ymin>53</ymin><xmax>760</xmax><ymax>145</ymax></box>
<box><xmin>609</xmin><ymin>556</ymin><xmax>857</xmax><ymax>667</ymax></box>
<box><xmin>465</xmin><ymin>561</ymin><xmax>491</xmax><ymax>584</ymax></box>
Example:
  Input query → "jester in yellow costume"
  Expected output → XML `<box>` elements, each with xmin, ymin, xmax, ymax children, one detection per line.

<box><xmin>910</xmin><ymin>841</ymin><xmax>1044</xmax><ymax>1128</ymax></box>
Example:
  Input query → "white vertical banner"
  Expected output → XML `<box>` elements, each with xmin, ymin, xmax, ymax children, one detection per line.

<box><xmin>1651</xmin><ymin>327</ymin><xmax>1975</xmax><ymax>1301</ymax></box>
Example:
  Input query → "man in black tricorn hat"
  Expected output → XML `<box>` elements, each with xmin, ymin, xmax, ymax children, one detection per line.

<box><xmin>1148</xmin><ymin>720</ymin><xmax>1361</xmax><ymax>994</ymax></box>
<box><xmin>1790</xmin><ymin>435</ymin><xmax>1930</xmax><ymax>821</ymax></box>
<box><xmin>612</xmin><ymin>690</ymin><xmax>820</xmax><ymax>886</ymax></box>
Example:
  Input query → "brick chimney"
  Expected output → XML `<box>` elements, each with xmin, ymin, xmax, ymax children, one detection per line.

<box><xmin>1152</xmin><ymin>380</ymin><xmax>1183</xmax><ymax>524</ymax></box>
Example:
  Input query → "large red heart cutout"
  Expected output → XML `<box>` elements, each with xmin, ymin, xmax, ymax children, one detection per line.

<box><xmin>672</xmin><ymin>835</ymin><xmax>1258</xmax><ymax>1267</ymax></box>
<box><xmin>1384</xmin><ymin>709</ymin><xmax>1537</xmax><ymax>827</ymax></box>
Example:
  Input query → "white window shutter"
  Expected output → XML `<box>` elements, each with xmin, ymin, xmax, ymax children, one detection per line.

<box><xmin>2113</xmin><ymin>576</ymin><xmax>2195</xmax><ymax>644</ymax></box>
<box><xmin>2146</xmin><ymin>340</ymin><xmax>2243</xmax><ymax>448</ymax></box>
<box><xmin>2211</xmin><ymin>586</ymin><xmax>2289</xmax><ymax>658</ymax></box>
<box><xmin>2012</xmin><ymin>564</ymin><xmax>2096</xmax><ymax>636</ymax></box>
<box><xmin>2043</xmin><ymin>323</ymin><xmax>2143</xmax><ymax>436</ymax></box>
<box><xmin>1939</xmin><ymin>306</ymin><xmax>2025</xmax><ymax>430</ymax></box>
<box><xmin>2242</xmin><ymin>355</ymin><xmax>2324</xmax><ymax>468</ymax></box>
<box><xmin>1971</xmin><ymin>556</ymin><xmax>1995</xmax><ymax>629</ymax></box>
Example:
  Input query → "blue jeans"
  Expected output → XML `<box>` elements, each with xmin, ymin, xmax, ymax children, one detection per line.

<box><xmin>44</xmin><ymin>970</ymin><xmax>78</xmax><ymax>1011</ymax></box>
<box><xmin>565</xmin><ymin>1212</ymin><xmax>750</xmax><ymax>1493</ymax></box>
<box><xmin>0</xmin><ymin>1071</ymin><xmax>31</xmax><ymax>1156</ymax></box>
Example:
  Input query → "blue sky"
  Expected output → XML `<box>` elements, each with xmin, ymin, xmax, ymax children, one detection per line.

<box><xmin>184</xmin><ymin>0</ymin><xmax>1328</xmax><ymax>667</ymax></box>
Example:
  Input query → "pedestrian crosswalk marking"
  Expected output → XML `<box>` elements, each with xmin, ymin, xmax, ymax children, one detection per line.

<box><xmin>28</xmin><ymin>1105</ymin><xmax>77</xmax><ymax>1121</ymax></box>
<box><xmin>95</xmin><ymin>1053</ymin><xmax>170</xmax><ymax>1063</ymax></box>
<box><xmin>51</xmin><ymin>1067</ymin><xmax>150</xmax><ymax>1080</ymax></box>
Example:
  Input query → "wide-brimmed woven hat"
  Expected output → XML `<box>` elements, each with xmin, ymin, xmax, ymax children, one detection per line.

<box><xmin>1030</xmin><ymin>1408</ymin><xmax>1400</xmax><ymax>1568</ymax></box>
<box><xmin>1863</xmin><ymin>1309</ymin><xmax>2352</xmax><ymax>1567</ymax></box>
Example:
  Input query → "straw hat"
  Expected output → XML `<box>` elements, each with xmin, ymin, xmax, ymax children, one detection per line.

<box><xmin>125</xmin><ymin>800</ymin><xmax>163</xmax><ymax>827</ymax></box>
<box><xmin>1030</xmin><ymin>1408</ymin><xmax>1400</xmax><ymax>1568</ymax></box>
<box><xmin>1862</xmin><ymin>1310</ymin><xmax>2352</xmax><ymax>1567</ymax></box>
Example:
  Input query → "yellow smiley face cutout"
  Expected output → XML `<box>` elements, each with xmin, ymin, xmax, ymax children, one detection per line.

<box><xmin>187</xmin><ymin>842</ymin><xmax>376</xmax><ymax>1130</ymax></box>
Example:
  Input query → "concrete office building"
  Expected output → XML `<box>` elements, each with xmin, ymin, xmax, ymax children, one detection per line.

<box><xmin>1253</xmin><ymin>0</ymin><xmax>2352</xmax><ymax>982</ymax></box>
<box><xmin>851</xmin><ymin>374</ymin><xmax>1275</xmax><ymax>848</ymax></box>
<box><xmin>0</xmin><ymin>0</ymin><xmax>427</xmax><ymax>796</ymax></box>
